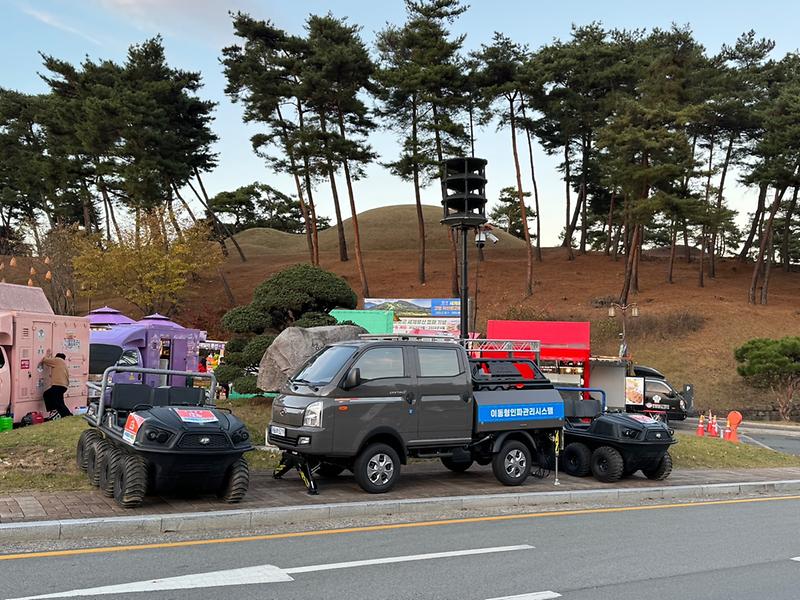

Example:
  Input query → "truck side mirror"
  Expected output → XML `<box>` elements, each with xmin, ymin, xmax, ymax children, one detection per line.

<box><xmin>343</xmin><ymin>368</ymin><xmax>361</xmax><ymax>390</ymax></box>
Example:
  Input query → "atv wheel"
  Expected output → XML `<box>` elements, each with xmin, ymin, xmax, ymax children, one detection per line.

<box><xmin>562</xmin><ymin>442</ymin><xmax>591</xmax><ymax>477</ymax></box>
<box><xmin>98</xmin><ymin>445</ymin><xmax>122</xmax><ymax>498</ymax></box>
<box><xmin>76</xmin><ymin>429</ymin><xmax>100</xmax><ymax>472</ymax></box>
<box><xmin>113</xmin><ymin>454</ymin><xmax>148</xmax><ymax>508</ymax></box>
<box><xmin>590</xmin><ymin>446</ymin><xmax>624</xmax><ymax>483</ymax></box>
<box><xmin>642</xmin><ymin>451</ymin><xmax>673</xmax><ymax>481</ymax></box>
<box><xmin>492</xmin><ymin>440</ymin><xmax>531</xmax><ymax>486</ymax></box>
<box><xmin>218</xmin><ymin>457</ymin><xmax>250</xmax><ymax>503</ymax></box>
<box><xmin>441</xmin><ymin>457</ymin><xmax>474</xmax><ymax>473</ymax></box>
<box><xmin>317</xmin><ymin>463</ymin><xmax>346</xmax><ymax>478</ymax></box>
<box><xmin>354</xmin><ymin>443</ymin><xmax>401</xmax><ymax>493</ymax></box>
<box><xmin>86</xmin><ymin>439</ymin><xmax>109</xmax><ymax>487</ymax></box>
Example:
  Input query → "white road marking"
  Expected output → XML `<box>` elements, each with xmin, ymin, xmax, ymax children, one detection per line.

<box><xmin>285</xmin><ymin>544</ymin><xmax>534</xmax><ymax>574</ymax></box>
<box><xmin>791</xmin><ymin>556</ymin><xmax>800</xmax><ymax>562</ymax></box>
<box><xmin>486</xmin><ymin>592</ymin><xmax>562</xmax><ymax>600</ymax></box>
<box><xmin>7</xmin><ymin>545</ymin><xmax>534</xmax><ymax>600</ymax></box>
<box><xmin>740</xmin><ymin>434</ymin><xmax>775</xmax><ymax>451</ymax></box>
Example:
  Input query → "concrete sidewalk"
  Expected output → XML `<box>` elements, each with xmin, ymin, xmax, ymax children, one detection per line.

<box><xmin>3</xmin><ymin>463</ymin><xmax>800</xmax><ymax>524</ymax></box>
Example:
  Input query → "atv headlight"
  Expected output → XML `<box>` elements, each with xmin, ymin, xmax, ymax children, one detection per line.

<box><xmin>143</xmin><ymin>428</ymin><xmax>171</xmax><ymax>444</ymax></box>
<box><xmin>303</xmin><ymin>401</ymin><xmax>323</xmax><ymax>428</ymax></box>
<box><xmin>231</xmin><ymin>428</ymin><xmax>250</xmax><ymax>444</ymax></box>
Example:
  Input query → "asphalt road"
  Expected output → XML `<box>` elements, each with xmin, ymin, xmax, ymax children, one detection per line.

<box><xmin>2</xmin><ymin>495</ymin><xmax>799</xmax><ymax>600</ymax></box>
<box><xmin>675</xmin><ymin>418</ymin><xmax>800</xmax><ymax>455</ymax></box>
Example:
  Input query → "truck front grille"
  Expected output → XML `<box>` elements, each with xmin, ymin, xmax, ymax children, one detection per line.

<box><xmin>177</xmin><ymin>433</ymin><xmax>231</xmax><ymax>449</ymax></box>
<box><xmin>270</xmin><ymin>433</ymin><xmax>298</xmax><ymax>447</ymax></box>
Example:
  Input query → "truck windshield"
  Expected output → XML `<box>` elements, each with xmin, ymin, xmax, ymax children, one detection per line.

<box><xmin>293</xmin><ymin>345</ymin><xmax>358</xmax><ymax>385</ymax></box>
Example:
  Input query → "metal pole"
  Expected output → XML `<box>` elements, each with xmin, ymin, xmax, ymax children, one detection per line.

<box><xmin>460</xmin><ymin>226</ymin><xmax>469</xmax><ymax>339</ymax></box>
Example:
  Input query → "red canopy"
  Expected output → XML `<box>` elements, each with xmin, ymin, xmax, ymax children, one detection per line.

<box><xmin>486</xmin><ymin>320</ymin><xmax>591</xmax><ymax>362</ymax></box>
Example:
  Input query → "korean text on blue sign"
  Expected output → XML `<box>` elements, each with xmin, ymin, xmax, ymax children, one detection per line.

<box><xmin>477</xmin><ymin>402</ymin><xmax>564</xmax><ymax>423</ymax></box>
<box><xmin>430</xmin><ymin>298</ymin><xmax>461</xmax><ymax>317</ymax></box>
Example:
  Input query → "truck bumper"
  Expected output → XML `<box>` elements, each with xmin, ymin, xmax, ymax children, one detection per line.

<box><xmin>267</xmin><ymin>421</ymin><xmax>333</xmax><ymax>455</ymax></box>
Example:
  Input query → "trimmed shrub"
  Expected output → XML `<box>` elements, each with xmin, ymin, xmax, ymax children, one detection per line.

<box><xmin>221</xmin><ymin>305</ymin><xmax>271</xmax><ymax>335</ymax></box>
<box><xmin>242</xmin><ymin>334</ymin><xmax>276</xmax><ymax>366</ymax></box>
<box><xmin>213</xmin><ymin>364</ymin><xmax>241</xmax><ymax>385</ymax></box>
<box><xmin>232</xmin><ymin>374</ymin><xmax>261</xmax><ymax>395</ymax></box>
<box><xmin>224</xmin><ymin>337</ymin><xmax>247</xmax><ymax>354</ymax></box>
<box><xmin>223</xmin><ymin>351</ymin><xmax>248</xmax><ymax>368</ymax></box>
<box><xmin>292</xmin><ymin>312</ymin><xmax>338</xmax><ymax>328</ymax></box>
<box><xmin>252</xmin><ymin>264</ymin><xmax>356</xmax><ymax>326</ymax></box>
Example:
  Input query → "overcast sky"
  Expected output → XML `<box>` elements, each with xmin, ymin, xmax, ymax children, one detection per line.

<box><xmin>4</xmin><ymin>0</ymin><xmax>800</xmax><ymax>244</ymax></box>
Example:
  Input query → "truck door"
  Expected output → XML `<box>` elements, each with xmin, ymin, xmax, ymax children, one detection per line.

<box><xmin>33</xmin><ymin>322</ymin><xmax>53</xmax><ymax>401</ymax></box>
<box><xmin>0</xmin><ymin>347</ymin><xmax>10</xmax><ymax>414</ymax></box>
<box><xmin>337</xmin><ymin>346</ymin><xmax>417</xmax><ymax>447</ymax></box>
<box><xmin>412</xmin><ymin>346</ymin><xmax>473</xmax><ymax>443</ymax></box>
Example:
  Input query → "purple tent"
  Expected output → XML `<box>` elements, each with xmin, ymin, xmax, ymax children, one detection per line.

<box><xmin>138</xmin><ymin>313</ymin><xmax>184</xmax><ymax>329</ymax></box>
<box><xmin>87</xmin><ymin>306</ymin><xmax>136</xmax><ymax>328</ymax></box>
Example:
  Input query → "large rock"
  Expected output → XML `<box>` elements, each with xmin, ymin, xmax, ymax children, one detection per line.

<box><xmin>257</xmin><ymin>325</ymin><xmax>365</xmax><ymax>392</ymax></box>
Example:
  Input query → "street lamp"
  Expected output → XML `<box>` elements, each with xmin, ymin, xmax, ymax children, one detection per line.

<box><xmin>608</xmin><ymin>302</ymin><xmax>639</xmax><ymax>359</ymax></box>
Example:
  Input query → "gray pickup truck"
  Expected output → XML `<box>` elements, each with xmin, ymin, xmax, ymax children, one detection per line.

<box><xmin>267</xmin><ymin>339</ymin><xmax>564</xmax><ymax>494</ymax></box>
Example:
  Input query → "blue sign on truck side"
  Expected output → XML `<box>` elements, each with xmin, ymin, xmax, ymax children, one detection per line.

<box><xmin>477</xmin><ymin>402</ymin><xmax>565</xmax><ymax>423</ymax></box>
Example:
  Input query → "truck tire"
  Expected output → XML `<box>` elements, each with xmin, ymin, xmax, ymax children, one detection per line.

<box><xmin>218</xmin><ymin>457</ymin><xmax>250</xmax><ymax>503</ymax></box>
<box><xmin>86</xmin><ymin>439</ymin><xmax>109</xmax><ymax>487</ymax></box>
<box><xmin>113</xmin><ymin>454</ymin><xmax>148</xmax><ymax>508</ymax></box>
<box><xmin>441</xmin><ymin>457</ymin><xmax>473</xmax><ymax>473</ymax></box>
<box><xmin>354</xmin><ymin>443</ymin><xmax>401</xmax><ymax>493</ymax></box>
<box><xmin>562</xmin><ymin>442</ymin><xmax>591</xmax><ymax>477</ymax></box>
<box><xmin>76</xmin><ymin>429</ymin><xmax>100</xmax><ymax>473</ymax></box>
<box><xmin>590</xmin><ymin>446</ymin><xmax>624</xmax><ymax>482</ymax></box>
<box><xmin>492</xmin><ymin>440</ymin><xmax>531</xmax><ymax>486</ymax></box>
<box><xmin>98</xmin><ymin>445</ymin><xmax>122</xmax><ymax>498</ymax></box>
<box><xmin>642</xmin><ymin>451</ymin><xmax>673</xmax><ymax>481</ymax></box>
<box><xmin>318</xmin><ymin>463</ymin><xmax>346</xmax><ymax>478</ymax></box>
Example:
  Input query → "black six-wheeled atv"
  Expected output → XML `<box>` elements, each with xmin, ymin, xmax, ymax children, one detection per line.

<box><xmin>77</xmin><ymin>367</ymin><xmax>253</xmax><ymax>508</ymax></box>
<box><xmin>557</xmin><ymin>395</ymin><xmax>676</xmax><ymax>483</ymax></box>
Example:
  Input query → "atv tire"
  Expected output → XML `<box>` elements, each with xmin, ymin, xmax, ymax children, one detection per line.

<box><xmin>317</xmin><ymin>463</ymin><xmax>346</xmax><ymax>478</ymax></box>
<box><xmin>492</xmin><ymin>440</ymin><xmax>531</xmax><ymax>486</ymax></box>
<box><xmin>590</xmin><ymin>446</ymin><xmax>624</xmax><ymax>483</ymax></box>
<box><xmin>76</xmin><ymin>429</ymin><xmax>100</xmax><ymax>473</ymax></box>
<box><xmin>113</xmin><ymin>454</ymin><xmax>148</xmax><ymax>508</ymax></box>
<box><xmin>218</xmin><ymin>457</ymin><xmax>250</xmax><ymax>503</ymax></box>
<box><xmin>642</xmin><ymin>451</ymin><xmax>673</xmax><ymax>481</ymax></box>
<box><xmin>98</xmin><ymin>445</ymin><xmax>122</xmax><ymax>498</ymax></box>
<box><xmin>441</xmin><ymin>457</ymin><xmax>474</xmax><ymax>473</ymax></box>
<box><xmin>354</xmin><ymin>443</ymin><xmax>401</xmax><ymax>493</ymax></box>
<box><xmin>562</xmin><ymin>442</ymin><xmax>592</xmax><ymax>477</ymax></box>
<box><xmin>86</xmin><ymin>439</ymin><xmax>109</xmax><ymax>487</ymax></box>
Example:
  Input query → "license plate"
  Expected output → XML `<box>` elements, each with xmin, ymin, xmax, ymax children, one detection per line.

<box><xmin>270</xmin><ymin>425</ymin><xmax>286</xmax><ymax>438</ymax></box>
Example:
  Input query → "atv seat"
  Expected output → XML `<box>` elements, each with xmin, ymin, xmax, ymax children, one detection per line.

<box><xmin>151</xmin><ymin>387</ymin><xmax>170</xmax><ymax>407</ymax></box>
<box><xmin>108</xmin><ymin>384</ymin><xmax>154</xmax><ymax>426</ymax></box>
<box><xmin>168</xmin><ymin>387</ymin><xmax>205</xmax><ymax>406</ymax></box>
<box><xmin>562</xmin><ymin>395</ymin><xmax>602</xmax><ymax>419</ymax></box>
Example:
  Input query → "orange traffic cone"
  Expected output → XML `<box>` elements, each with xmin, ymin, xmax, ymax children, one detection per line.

<box><xmin>723</xmin><ymin>423</ymin><xmax>732</xmax><ymax>441</ymax></box>
<box><xmin>696</xmin><ymin>415</ymin><xmax>705</xmax><ymax>437</ymax></box>
<box><xmin>709</xmin><ymin>416</ymin><xmax>719</xmax><ymax>437</ymax></box>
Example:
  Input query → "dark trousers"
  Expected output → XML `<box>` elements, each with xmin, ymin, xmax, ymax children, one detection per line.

<box><xmin>43</xmin><ymin>385</ymin><xmax>72</xmax><ymax>417</ymax></box>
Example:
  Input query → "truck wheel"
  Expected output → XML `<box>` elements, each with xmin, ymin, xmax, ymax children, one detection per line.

<box><xmin>642</xmin><ymin>451</ymin><xmax>673</xmax><ymax>481</ymax></box>
<box><xmin>492</xmin><ymin>440</ymin><xmax>531</xmax><ymax>486</ymax></box>
<box><xmin>562</xmin><ymin>442</ymin><xmax>591</xmax><ymax>477</ymax></box>
<box><xmin>76</xmin><ymin>429</ymin><xmax>100</xmax><ymax>473</ymax></box>
<box><xmin>441</xmin><ymin>457</ymin><xmax>474</xmax><ymax>473</ymax></box>
<box><xmin>113</xmin><ymin>454</ymin><xmax>148</xmax><ymax>508</ymax></box>
<box><xmin>318</xmin><ymin>463</ymin><xmax>346</xmax><ymax>478</ymax></box>
<box><xmin>590</xmin><ymin>446</ymin><xmax>624</xmax><ymax>482</ymax></box>
<box><xmin>218</xmin><ymin>457</ymin><xmax>250</xmax><ymax>503</ymax></box>
<box><xmin>86</xmin><ymin>439</ymin><xmax>109</xmax><ymax>487</ymax></box>
<box><xmin>98</xmin><ymin>445</ymin><xmax>122</xmax><ymax>498</ymax></box>
<box><xmin>354</xmin><ymin>443</ymin><xmax>401</xmax><ymax>493</ymax></box>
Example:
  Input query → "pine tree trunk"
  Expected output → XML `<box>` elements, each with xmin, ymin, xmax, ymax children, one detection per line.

<box><xmin>604</xmin><ymin>193</ymin><xmax>615</xmax><ymax>256</ymax></box>
<box><xmin>521</xmin><ymin>100</ymin><xmax>542</xmax><ymax>261</ymax></box>
<box><xmin>667</xmin><ymin>221</ymin><xmax>677</xmax><ymax>284</ymax></box>
<box><xmin>319</xmin><ymin>114</ymin><xmax>348</xmax><ymax>262</ymax></box>
<box><xmin>579</xmin><ymin>134</ymin><xmax>590</xmax><ymax>254</ymax></box>
<box><xmin>710</xmin><ymin>134</ymin><xmax>735</xmax><ymax>278</ymax></box>
<box><xmin>171</xmin><ymin>183</ymin><xmax>199</xmax><ymax>223</ymax></box>
<box><xmin>166</xmin><ymin>197</ymin><xmax>183</xmax><ymax>241</ymax></box>
<box><xmin>337</xmin><ymin>110</ymin><xmax>369</xmax><ymax>297</ymax></box>
<box><xmin>295</xmin><ymin>100</ymin><xmax>320</xmax><ymax>265</ymax></box>
<box><xmin>749</xmin><ymin>186</ymin><xmax>786</xmax><ymax>304</ymax></box>
<box><xmin>683</xmin><ymin>222</ymin><xmax>692</xmax><ymax>263</ymax></box>
<box><xmin>193</xmin><ymin>169</ymin><xmax>247</xmax><ymax>262</ymax></box>
<box><xmin>698</xmin><ymin>227</ymin><xmax>706</xmax><ymax>288</ymax></box>
<box><xmin>739</xmin><ymin>183</ymin><xmax>768</xmax><ymax>262</ymax></box>
<box><xmin>783</xmin><ymin>185</ymin><xmax>799</xmax><ymax>272</ymax></box>
<box><xmin>509</xmin><ymin>97</ymin><xmax>534</xmax><ymax>296</ymax></box>
<box><xmin>761</xmin><ymin>226</ymin><xmax>775</xmax><ymax>305</ymax></box>
<box><xmin>411</xmin><ymin>99</ymin><xmax>426</xmax><ymax>284</ymax></box>
<box><xmin>431</xmin><ymin>104</ymin><xmax>459</xmax><ymax>293</ymax></box>
<box><xmin>563</xmin><ymin>144</ymin><xmax>575</xmax><ymax>260</ymax></box>
<box><xmin>619</xmin><ymin>224</ymin><xmax>640</xmax><ymax>304</ymax></box>
<box><xmin>612</xmin><ymin>221</ymin><xmax>622</xmax><ymax>262</ymax></box>
<box><xmin>632</xmin><ymin>225</ymin><xmax>641</xmax><ymax>294</ymax></box>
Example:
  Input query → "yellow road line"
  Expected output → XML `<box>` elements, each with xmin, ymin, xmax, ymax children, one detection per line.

<box><xmin>2</xmin><ymin>494</ymin><xmax>799</xmax><ymax>562</ymax></box>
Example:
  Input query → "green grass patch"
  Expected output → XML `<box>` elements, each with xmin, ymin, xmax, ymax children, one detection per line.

<box><xmin>671</xmin><ymin>433</ymin><xmax>800</xmax><ymax>469</ymax></box>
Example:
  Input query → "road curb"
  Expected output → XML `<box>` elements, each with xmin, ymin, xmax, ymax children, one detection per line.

<box><xmin>2</xmin><ymin>479</ymin><xmax>800</xmax><ymax>543</ymax></box>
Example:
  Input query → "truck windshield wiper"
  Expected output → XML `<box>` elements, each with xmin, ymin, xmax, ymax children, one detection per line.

<box><xmin>290</xmin><ymin>378</ymin><xmax>320</xmax><ymax>390</ymax></box>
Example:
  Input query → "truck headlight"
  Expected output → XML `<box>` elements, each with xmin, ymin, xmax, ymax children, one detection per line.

<box><xmin>303</xmin><ymin>401</ymin><xmax>323</xmax><ymax>428</ymax></box>
<box><xmin>679</xmin><ymin>400</ymin><xmax>686</xmax><ymax>410</ymax></box>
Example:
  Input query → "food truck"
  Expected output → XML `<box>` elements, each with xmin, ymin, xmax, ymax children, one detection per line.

<box><xmin>0</xmin><ymin>283</ymin><xmax>90</xmax><ymax>422</ymax></box>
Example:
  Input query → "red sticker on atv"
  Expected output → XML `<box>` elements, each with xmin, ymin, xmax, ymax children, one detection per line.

<box><xmin>174</xmin><ymin>409</ymin><xmax>218</xmax><ymax>424</ymax></box>
<box><xmin>123</xmin><ymin>413</ymin><xmax>145</xmax><ymax>445</ymax></box>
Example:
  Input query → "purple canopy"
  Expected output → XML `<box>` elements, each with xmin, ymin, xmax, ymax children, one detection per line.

<box><xmin>138</xmin><ymin>313</ymin><xmax>184</xmax><ymax>329</ymax></box>
<box><xmin>87</xmin><ymin>306</ymin><xmax>136</xmax><ymax>326</ymax></box>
